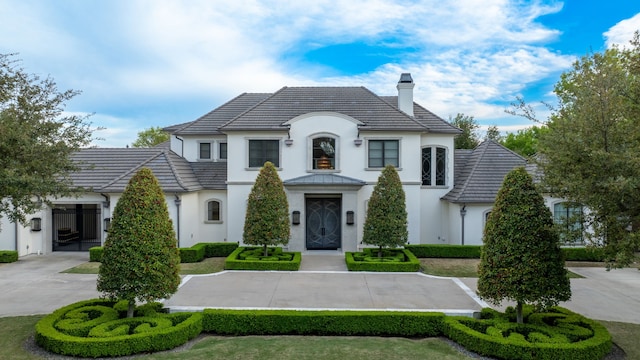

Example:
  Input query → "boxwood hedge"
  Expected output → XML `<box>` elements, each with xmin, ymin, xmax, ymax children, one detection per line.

<box><xmin>0</xmin><ymin>250</ymin><xmax>18</xmax><ymax>263</ymax></box>
<box><xmin>89</xmin><ymin>242</ymin><xmax>239</xmax><ymax>263</ymax></box>
<box><xmin>224</xmin><ymin>246</ymin><xmax>301</xmax><ymax>270</ymax></box>
<box><xmin>345</xmin><ymin>248</ymin><xmax>420</xmax><ymax>272</ymax></box>
<box><xmin>405</xmin><ymin>244</ymin><xmax>604</xmax><ymax>262</ymax></box>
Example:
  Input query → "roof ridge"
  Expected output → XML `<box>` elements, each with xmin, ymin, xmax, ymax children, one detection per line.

<box><xmin>412</xmin><ymin>101</ymin><xmax>462</xmax><ymax>133</ymax></box>
<box><xmin>484</xmin><ymin>139</ymin><xmax>527</xmax><ymax>161</ymax></box>
<box><xmin>219</xmin><ymin>87</ymin><xmax>286</xmax><ymax>130</ymax></box>
<box><xmin>163</xmin><ymin>149</ymin><xmax>189</xmax><ymax>191</ymax></box>
<box><xmin>97</xmin><ymin>149</ymin><xmax>164</xmax><ymax>191</ymax></box>
<box><xmin>452</xmin><ymin>141</ymin><xmax>492</xmax><ymax>202</ymax></box>
<box><xmin>360</xmin><ymin>87</ymin><xmax>428</xmax><ymax>131</ymax></box>
<box><xmin>175</xmin><ymin>92</ymin><xmax>253</xmax><ymax>133</ymax></box>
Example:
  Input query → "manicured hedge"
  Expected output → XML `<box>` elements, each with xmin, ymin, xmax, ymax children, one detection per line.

<box><xmin>405</xmin><ymin>244</ymin><xmax>604</xmax><ymax>262</ymax></box>
<box><xmin>203</xmin><ymin>309</ymin><xmax>444</xmax><ymax>337</ymax></box>
<box><xmin>35</xmin><ymin>299</ymin><xmax>202</xmax><ymax>358</ymax></box>
<box><xmin>345</xmin><ymin>248</ymin><xmax>420</xmax><ymax>272</ymax></box>
<box><xmin>0</xmin><ymin>250</ymin><xmax>18</xmax><ymax>263</ymax></box>
<box><xmin>89</xmin><ymin>242</ymin><xmax>239</xmax><ymax>263</ymax></box>
<box><xmin>224</xmin><ymin>246</ymin><xmax>301</xmax><ymax>271</ymax></box>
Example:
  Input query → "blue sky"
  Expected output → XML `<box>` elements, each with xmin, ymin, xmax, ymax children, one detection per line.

<box><xmin>1</xmin><ymin>0</ymin><xmax>639</xmax><ymax>147</ymax></box>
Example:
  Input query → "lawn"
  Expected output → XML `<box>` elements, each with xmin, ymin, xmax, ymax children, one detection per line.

<box><xmin>420</xmin><ymin>258</ymin><xmax>586</xmax><ymax>278</ymax></box>
<box><xmin>2</xmin><ymin>315</ymin><xmax>636</xmax><ymax>359</ymax></box>
<box><xmin>61</xmin><ymin>257</ymin><xmax>226</xmax><ymax>275</ymax></box>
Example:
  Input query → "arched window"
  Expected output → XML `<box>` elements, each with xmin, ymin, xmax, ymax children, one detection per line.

<box><xmin>205</xmin><ymin>200</ymin><xmax>222</xmax><ymax>222</ymax></box>
<box><xmin>310</xmin><ymin>135</ymin><xmax>338</xmax><ymax>170</ymax></box>
<box><xmin>422</xmin><ymin>146</ymin><xmax>447</xmax><ymax>186</ymax></box>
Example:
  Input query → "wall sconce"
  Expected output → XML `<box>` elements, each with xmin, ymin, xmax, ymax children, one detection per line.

<box><xmin>102</xmin><ymin>201</ymin><xmax>110</xmax><ymax>208</ymax></box>
<box><xmin>292</xmin><ymin>211</ymin><xmax>300</xmax><ymax>225</ymax></box>
<box><xmin>285</xmin><ymin>139</ymin><xmax>294</xmax><ymax>146</ymax></box>
<box><xmin>346</xmin><ymin>211</ymin><xmax>355</xmax><ymax>225</ymax></box>
<box><xmin>30</xmin><ymin>217</ymin><xmax>42</xmax><ymax>232</ymax></box>
<box><xmin>353</xmin><ymin>139</ymin><xmax>362</xmax><ymax>146</ymax></box>
<box><xmin>104</xmin><ymin>218</ymin><xmax>111</xmax><ymax>232</ymax></box>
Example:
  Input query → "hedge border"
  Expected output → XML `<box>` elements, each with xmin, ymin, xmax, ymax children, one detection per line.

<box><xmin>0</xmin><ymin>250</ymin><xmax>18</xmax><ymax>263</ymax></box>
<box><xmin>345</xmin><ymin>248</ymin><xmax>420</xmax><ymax>272</ymax></box>
<box><xmin>89</xmin><ymin>242</ymin><xmax>239</xmax><ymax>263</ymax></box>
<box><xmin>405</xmin><ymin>244</ymin><xmax>604</xmax><ymax>262</ymax></box>
<box><xmin>224</xmin><ymin>246</ymin><xmax>301</xmax><ymax>271</ymax></box>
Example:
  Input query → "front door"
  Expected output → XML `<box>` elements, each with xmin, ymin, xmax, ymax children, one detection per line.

<box><xmin>306</xmin><ymin>198</ymin><xmax>341</xmax><ymax>250</ymax></box>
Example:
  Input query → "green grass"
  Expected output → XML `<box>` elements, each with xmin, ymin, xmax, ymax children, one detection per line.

<box><xmin>60</xmin><ymin>257</ymin><xmax>226</xmax><ymax>275</ymax></box>
<box><xmin>420</xmin><ymin>258</ymin><xmax>584</xmax><ymax>278</ymax></box>
<box><xmin>2</xmin><ymin>315</ymin><xmax>638</xmax><ymax>359</ymax></box>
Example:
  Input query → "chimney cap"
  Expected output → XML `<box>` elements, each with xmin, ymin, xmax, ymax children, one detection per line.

<box><xmin>399</xmin><ymin>73</ymin><xmax>413</xmax><ymax>83</ymax></box>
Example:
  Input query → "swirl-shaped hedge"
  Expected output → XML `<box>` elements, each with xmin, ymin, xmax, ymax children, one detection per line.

<box><xmin>35</xmin><ymin>299</ymin><xmax>202</xmax><ymax>357</ymax></box>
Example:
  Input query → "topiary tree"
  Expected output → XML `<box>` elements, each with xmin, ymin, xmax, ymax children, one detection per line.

<box><xmin>362</xmin><ymin>165</ymin><xmax>408</xmax><ymax>258</ymax></box>
<box><xmin>477</xmin><ymin>167</ymin><xmax>571</xmax><ymax>324</ymax></box>
<box><xmin>243</xmin><ymin>161</ymin><xmax>290</xmax><ymax>256</ymax></box>
<box><xmin>97</xmin><ymin>168</ymin><xmax>181</xmax><ymax>318</ymax></box>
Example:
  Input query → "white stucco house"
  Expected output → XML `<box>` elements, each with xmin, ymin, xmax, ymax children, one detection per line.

<box><xmin>0</xmin><ymin>74</ymin><xmax>582</xmax><ymax>256</ymax></box>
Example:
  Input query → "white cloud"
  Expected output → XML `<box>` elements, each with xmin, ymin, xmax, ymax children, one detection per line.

<box><xmin>604</xmin><ymin>13</ymin><xmax>640</xmax><ymax>48</ymax></box>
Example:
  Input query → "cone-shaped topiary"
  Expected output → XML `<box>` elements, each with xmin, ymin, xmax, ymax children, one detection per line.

<box><xmin>477</xmin><ymin>167</ymin><xmax>571</xmax><ymax>324</ymax></box>
<box><xmin>243</xmin><ymin>161</ymin><xmax>290</xmax><ymax>256</ymax></box>
<box><xmin>362</xmin><ymin>165</ymin><xmax>408</xmax><ymax>257</ymax></box>
<box><xmin>97</xmin><ymin>168</ymin><xmax>181</xmax><ymax>318</ymax></box>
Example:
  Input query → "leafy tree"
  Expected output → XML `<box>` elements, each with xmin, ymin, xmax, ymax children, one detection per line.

<box><xmin>485</xmin><ymin>125</ymin><xmax>502</xmax><ymax>142</ymax></box>
<box><xmin>97</xmin><ymin>168</ymin><xmax>180</xmax><ymax>318</ymax></box>
<box><xmin>449</xmin><ymin>113</ymin><xmax>480</xmax><ymax>149</ymax></box>
<box><xmin>477</xmin><ymin>167</ymin><xmax>571</xmax><ymax>324</ymax></box>
<box><xmin>501</xmin><ymin>125</ymin><xmax>549</xmax><ymax>157</ymax></box>
<box><xmin>132</xmin><ymin>126</ymin><xmax>170</xmax><ymax>148</ymax></box>
<box><xmin>530</xmin><ymin>34</ymin><xmax>640</xmax><ymax>268</ymax></box>
<box><xmin>362</xmin><ymin>165</ymin><xmax>408</xmax><ymax>257</ymax></box>
<box><xmin>0</xmin><ymin>54</ymin><xmax>94</xmax><ymax>228</ymax></box>
<box><xmin>243</xmin><ymin>161</ymin><xmax>290</xmax><ymax>256</ymax></box>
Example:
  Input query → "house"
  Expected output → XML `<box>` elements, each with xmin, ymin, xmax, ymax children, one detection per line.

<box><xmin>0</xmin><ymin>74</ymin><xmax>580</xmax><ymax>256</ymax></box>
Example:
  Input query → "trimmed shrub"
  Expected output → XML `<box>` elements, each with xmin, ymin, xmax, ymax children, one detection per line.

<box><xmin>561</xmin><ymin>247</ymin><xmax>605</xmax><ymax>262</ymax></box>
<box><xmin>345</xmin><ymin>249</ymin><xmax>420</xmax><ymax>272</ymax></box>
<box><xmin>405</xmin><ymin>245</ymin><xmax>482</xmax><ymax>258</ymax></box>
<box><xmin>89</xmin><ymin>247</ymin><xmax>103</xmax><ymax>262</ymax></box>
<box><xmin>225</xmin><ymin>246</ymin><xmax>301</xmax><ymax>271</ymax></box>
<box><xmin>202</xmin><ymin>242</ymin><xmax>239</xmax><ymax>257</ymax></box>
<box><xmin>0</xmin><ymin>250</ymin><xmax>18</xmax><ymax>263</ymax></box>
<box><xmin>91</xmin><ymin>242</ymin><xmax>239</xmax><ymax>264</ymax></box>
<box><xmin>203</xmin><ymin>309</ymin><xmax>443</xmax><ymax>337</ymax></box>
<box><xmin>179</xmin><ymin>243</ymin><xmax>206</xmax><ymax>263</ymax></box>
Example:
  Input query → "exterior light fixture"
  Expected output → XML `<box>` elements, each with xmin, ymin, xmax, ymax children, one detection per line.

<box><xmin>346</xmin><ymin>211</ymin><xmax>355</xmax><ymax>225</ymax></box>
<box><xmin>30</xmin><ymin>218</ymin><xmax>42</xmax><ymax>232</ymax></box>
<box><xmin>292</xmin><ymin>211</ymin><xmax>300</xmax><ymax>225</ymax></box>
<box><xmin>285</xmin><ymin>139</ymin><xmax>294</xmax><ymax>146</ymax></box>
<box><xmin>104</xmin><ymin>218</ymin><xmax>111</xmax><ymax>232</ymax></box>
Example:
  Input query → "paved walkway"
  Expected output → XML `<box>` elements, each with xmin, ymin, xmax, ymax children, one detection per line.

<box><xmin>1</xmin><ymin>252</ymin><xmax>639</xmax><ymax>324</ymax></box>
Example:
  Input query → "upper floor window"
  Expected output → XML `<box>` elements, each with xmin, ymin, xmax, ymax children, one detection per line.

<box><xmin>199</xmin><ymin>142</ymin><xmax>212</xmax><ymax>160</ymax></box>
<box><xmin>219</xmin><ymin>142</ymin><xmax>228</xmax><ymax>160</ymax></box>
<box><xmin>422</xmin><ymin>146</ymin><xmax>446</xmax><ymax>186</ymax></box>
<box><xmin>368</xmin><ymin>139</ymin><xmax>399</xmax><ymax>168</ymax></box>
<box><xmin>249</xmin><ymin>139</ymin><xmax>279</xmax><ymax>168</ymax></box>
<box><xmin>205</xmin><ymin>199</ymin><xmax>221</xmax><ymax>222</ymax></box>
<box><xmin>554</xmin><ymin>202</ymin><xmax>583</xmax><ymax>244</ymax></box>
<box><xmin>312</xmin><ymin>137</ymin><xmax>336</xmax><ymax>170</ymax></box>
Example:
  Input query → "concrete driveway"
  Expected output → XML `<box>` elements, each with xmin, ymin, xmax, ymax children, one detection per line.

<box><xmin>0</xmin><ymin>252</ymin><xmax>638</xmax><ymax>324</ymax></box>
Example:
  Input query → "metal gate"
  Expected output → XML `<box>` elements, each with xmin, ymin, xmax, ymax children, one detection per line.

<box><xmin>52</xmin><ymin>205</ymin><xmax>101</xmax><ymax>251</ymax></box>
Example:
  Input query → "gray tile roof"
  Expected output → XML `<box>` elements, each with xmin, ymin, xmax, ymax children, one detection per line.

<box><xmin>284</xmin><ymin>173</ymin><xmax>366</xmax><ymax>186</ymax></box>
<box><xmin>169</xmin><ymin>93</ymin><xmax>271</xmax><ymax>135</ymax></box>
<box><xmin>379</xmin><ymin>96</ymin><xmax>462</xmax><ymax>134</ymax></box>
<box><xmin>70</xmin><ymin>148</ymin><xmax>208</xmax><ymax>193</ymax></box>
<box><xmin>442</xmin><ymin>140</ymin><xmax>526</xmax><ymax>203</ymax></box>
<box><xmin>220</xmin><ymin>87</ymin><xmax>428</xmax><ymax>132</ymax></box>
<box><xmin>190</xmin><ymin>162</ymin><xmax>227</xmax><ymax>190</ymax></box>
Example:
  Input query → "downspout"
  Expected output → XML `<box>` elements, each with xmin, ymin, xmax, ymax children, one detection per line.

<box><xmin>175</xmin><ymin>135</ymin><xmax>184</xmax><ymax>157</ymax></box>
<box><xmin>174</xmin><ymin>194</ymin><xmax>181</xmax><ymax>247</ymax></box>
<box><xmin>460</xmin><ymin>204</ymin><xmax>467</xmax><ymax>245</ymax></box>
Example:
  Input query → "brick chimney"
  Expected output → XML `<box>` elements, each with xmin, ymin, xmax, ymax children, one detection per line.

<box><xmin>396</xmin><ymin>73</ymin><xmax>414</xmax><ymax>117</ymax></box>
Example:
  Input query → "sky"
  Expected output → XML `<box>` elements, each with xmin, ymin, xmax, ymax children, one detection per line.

<box><xmin>1</xmin><ymin>0</ymin><xmax>640</xmax><ymax>147</ymax></box>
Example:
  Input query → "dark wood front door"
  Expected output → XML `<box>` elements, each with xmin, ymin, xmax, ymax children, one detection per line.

<box><xmin>306</xmin><ymin>198</ymin><xmax>341</xmax><ymax>250</ymax></box>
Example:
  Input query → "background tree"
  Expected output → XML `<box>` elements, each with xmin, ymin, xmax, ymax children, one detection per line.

<box><xmin>478</xmin><ymin>167</ymin><xmax>571</xmax><ymax>323</ymax></box>
<box><xmin>485</xmin><ymin>125</ymin><xmax>502</xmax><ymax>142</ymax></box>
<box><xmin>534</xmin><ymin>34</ymin><xmax>640</xmax><ymax>268</ymax></box>
<box><xmin>97</xmin><ymin>168</ymin><xmax>180</xmax><ymax>318</ymax></box>
<box><xmin>243</xmin><ymin>161</ymin><xmax>290</xmax><ymax>256</ymax></box>
<box><xmin>0</xmin><ymin>54</ymin><xmax>94</xmax><ymax>228</ymax></box>
<box><xmin>132</xmin><ymin>126</ymin><xmax>170</xmax><ymax>148</ymax></box>
<box><xmin>362</xmin><ymin>165</ymin><xmax>408</xmax><ymax>257</ymax></box>
<box><xmin>500</xmin><ymin>125</ymin><xmax>549</xmax><ymax>157</ymax></box>
<box><xmin>449</xmin><ymin>113</ymin><xmax>480</xmax><ymax>149</ymax></box>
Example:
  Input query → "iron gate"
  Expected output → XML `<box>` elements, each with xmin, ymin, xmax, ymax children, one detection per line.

<box><xmin>52</xmin><ymin>205</ymin><xmax>101</xmax><ymax>251</ymax></box>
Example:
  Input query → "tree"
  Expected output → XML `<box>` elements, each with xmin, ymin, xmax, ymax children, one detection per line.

<box><xmin>243</xmin><ymin>161</ymin><xmax>290</xmax><ymax>256</ymax></box>
<box><xmin>449</xmin><ymin>113</ymin><xmax>480</xmax><ymax>149</ymax></box>
<box><xmin>132</xmin><ymin>126</ymin><xmax>170</xmax><ymax>148</ymax></box>
<box><xmin>477</xmin><ymin>167</ymin><xmax>571</xmax><ymax>324</ymax></box>
<box><xmin>0</xmin><ymin>54</ymin><xmax>94</xmax><ymax>228</ymax></box>
<box><xmin>535</xmin><ymin>35</ymin><xmax>640</xmax><ymax>268</ymax></box>
<box><xmin>97</xmin><ymin>168</ymin><xmax>180</xmax><ymax>318</ymax></box>
<box><xmin>485</xmin><ymin>125</ymin><xmax>502</xmax><ymax>142</ymax></box>
<box><xmin>362</xmin><ymin>165</ymin><xmax>408</xmax><ymax>257</ymax></box>
<box><xmin>500</xmin><ymin>125</ymin><xmax>549</xmax><ymax>157</ymax></box>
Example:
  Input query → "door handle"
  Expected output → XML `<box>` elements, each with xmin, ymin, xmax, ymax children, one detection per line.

<box><xmin>321</xmin><ymin>228</ymin><xmax>325</xmax><ymax>235</ymax></box>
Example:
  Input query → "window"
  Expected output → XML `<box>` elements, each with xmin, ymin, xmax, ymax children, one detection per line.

<box><xmin>554</xmin><ymin>202</ymin><xmax>583</xmax><ymax>244</ymax></box>
<box><xmin>219</xmin><ymin>142</ymin><xmax>227</xmax><ymax>160</ymax></box>
<box><xmin>422</xmin><ymin>146</ymin><xmax>447</xmax><ymax>186</ymax></box>
<box><xmin>206</xmin><ymin>200</ymin><xmax>221</xmax><ymax>222</ymax></box>
<box><xmin>249</xmin><ymin>139</ymin><xmax>279</xmax><ymax>168</ymax></box>
<box><xmin>312</xmin><ymin>137</ymin><xmax>336</xmax><ymax>169</ymax></box>
<box><xmin>368</xmin><ymin>140</ymin><xmax>399</xmax><ymax>168</ymax></box>
<box><xmin>199</xmin><ymin>142</ymin><xmax>212</xmax><ymax>160</ymax></box>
